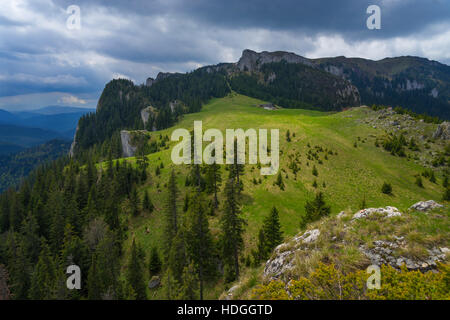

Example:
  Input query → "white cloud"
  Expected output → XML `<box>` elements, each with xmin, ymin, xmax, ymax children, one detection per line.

<box><xmin>58</xmin><ymin>94</ymin><xmax>86</xmax><ymax>105</ymax></box>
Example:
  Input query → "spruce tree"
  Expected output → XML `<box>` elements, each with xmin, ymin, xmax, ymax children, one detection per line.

<box><xmin>126</xmin><ymin>239</ymin><xmax>147</xmax><ymax>300</ymax></box>
<box><xmin>312</xmin><ymin>165</ymin><xmax>318</xmax><ymax>176</ymax></box>
<box><xmin>429</xmin><ymin>171</ymin><xmax>436</xmax><ymax>183</ymax></box>
<box><xmin>164</xmin><ymin>170</ymin><xmax>179</xmax><ymax>262</ymax></box>
<box><xmin>381</xmin><ymin>182</ymin><xmax>393</xmax><ymax>194</ymax></box>
<box><xmin>168</xmin><ymin>228</ymin><xmax>187</xmax><ymax>284</ymax></box>
<box><xmin>7</xmin><ymin>233</ymin><xmax>31</xmax><ymax>299</ymax></box>
<box><xmin>205</xmin><ymin>160</ymin><xmax>222</xmax><ymax>208</ymax></box>
<box><xmin>230</xmin><ymin>139</ymin><xmax>244</xmax><ymax>193</ymax></box>
<box><xmin>262</xmin><ymin>207</ymin><xmax>283</xmax><ymax>255</ymax></box>
<box><xmin>255</xmin><ymin>229</ymin><xmax>266</xmax><ymax>262</ymax></box>
<box><xmin>95</xmin><ymin>232</ymin><xmax>121</xmax><ymax>299</ymax></box>
<box><xmin>275</xmin><ymin>172</ymin><xmax>285</xmax><ymax>190</ymax></box>
<box><xmin>143</xmin><ymin>191</ymin><xmax>153</xmax><ymax>213</ymax></box>
<box><xmin>29</xmin><ymin>242</ymin><xmax>57</xmax><ymax>300</ymax></box>
<box><xmin>183</xmin><ymin>193</ymin><xmax>189</xmax><ymax>212</ymax></box>
<box><xmin>304</xmin><ymin>192</ymin><xmax>331</xmax><ymax>225</ymax></box>
<box><xmin>177</xmin><ymin>263</ymin><xmax>199</xmax><ymax>300</ymax></box>
<box><xmin>87</xmin><ymin>253</ymin><xmax>102</xmax><ymax>300</ymax></box>
<box><xmin>443</xmin><ymin>188</ymin><xmax>450</xmax><ymax>201</ymax></box>
<box><xmin>129</xmin><ymin>187</ymin><xmax>140</xmax><ymax>217</ymax></box>
<box><xmin>163</xmin><ymin>171</ymin><xmax>181</xmax><ymax>299</ymax></box>
<box><xmin>220</xmin><ymin>178</ymin><xmax>246</xmax><ymax>281</ymax></box>
<box><xmin>148</xmin><ymin>247</ymin><xmax>162</xmax><ymax>276</ymax></box>
<box><xmin>20</xmin><ymin>213</ymin><xmax>41</xmax><ymax>264</ymax></box>
<box><xmin>415</xmin><ymin>176</ymin><xmax>424</xmax><ymax>188</ymax></box>
<box><xmin>185</xmin><ymin>192</ymin><xmax>216</xmax><ymax>300</ymax></box>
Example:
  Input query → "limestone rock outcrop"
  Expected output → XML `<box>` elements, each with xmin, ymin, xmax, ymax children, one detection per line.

<box><xmin>410</xmin><ymin>200</ymin><xmax>443</xmax><ymax>212</ymax></box>
<box><xmin>120</xmin><ymin>130</ymin><xmax>137</xmax><ymax>158</ymax></box>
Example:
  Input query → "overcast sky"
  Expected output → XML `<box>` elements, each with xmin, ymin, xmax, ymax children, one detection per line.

<box><xmin>1</xmin><ymin>0</ymin><xmax>449</xmax><ymax>110</ymax></box>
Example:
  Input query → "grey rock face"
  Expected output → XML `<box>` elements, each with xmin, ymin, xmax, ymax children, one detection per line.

<box><xmin>146</xmin><ymin>77</ymin><xmax>155</xmax><ymax>87</ymax></box>
<box><xmin>69</xmin><ymin>124</ymin><xmax>79</xmax><ymax>157</ymax></box>
<box><xmin>237</xmin><ymin>49</ymin><xmax>314</xmax><ymax>72</ymax></box>
<box><xmin>293</xmin><ymin>229</ymin><xmax>320</xmax><ymax>244</ymax></box>
<box><xmin>352</xmin><ymin>206</ymin><xmax>402</xmax><ymax>220</ymax></box>
<box><xmin>432</xmin><ymin>122</ymin><xmax>449</xmax><ymax>140</ymax></box>
<box><xmin>262</xmin><ymin>200</ymin><xmax>447</xmax><ymax>281</ymax></box>
<box><xmin>141</xmin><ymin>108</ymin><xmax>151</xmax><ymax>126</ymax></box>
<box><xmin>225</xmin><ymin>284</ymin><xmax>240</xmax><ymax>300</ymax></box>
<box><xmin>360</xmin><ymin>238</ymin><xmax>447</xmax><ymax>272</ymax></box>
<box><xmin>140</xmin><ymin>106</ymin><xmax>158</xmax><ymax>131</ymax></box>
<box><xmin>120</xmin><ymin>130</ymin><xmax>137</xmax><ymax>158</ymax></box>
<box><xmin>324</xmin><ymin>65</ymin><xmax>345</xmax><ymax>77</ymax></box>
<box><xmin>264</xmin><ymin>229</ymin><xmax>320</xmax><ymax>278</ymax></box>
<box><xmin>148</xmin><ymin>276</ymin><xmax>161</xmax><ymax>289</ymax></box>
<box><xmin>410</xmin><ymin>200</ymin><xmax>443</xmax><ymax>212</ymax></box>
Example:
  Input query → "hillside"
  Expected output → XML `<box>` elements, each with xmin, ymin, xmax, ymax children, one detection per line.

<box><xmin>70</xmin><ymin>50</ymin><xmax>449</xmax><ymax>162</ymax></box>
<box><xmin>0</xmin><ymin>92</ymin><xmax>448</xmax><ymax>300</ymax></box>
<box><xmin>115</xmin><ymin>93</ymin><xmax>448</xmax><ymax>299</ymax></box>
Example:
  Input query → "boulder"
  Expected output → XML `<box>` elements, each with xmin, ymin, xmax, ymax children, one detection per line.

<box><xmin>359</xmin><ymin>238</ymin><xmax>447</xmax><ymax>272</ymax></box>
<box><xmin>294</xmin><ymin>229</ymin><xmax>320</xmax><ymax>244</ymax></box>
<box><xmin>352</xmin><ymin>206</ymin><xmax>402</xmax><ymax>220</ymax></box>
<box><xmin>410</xmin><ymin>200</ymin><xmax>443</xmax><ymax>212</ymax></box>
<box><xmin>264</xmin><ymin>229</ymin><xmax>320</xmax><ymax>278</ymax></box>
<box><xmin>263</xmin><ymin>250</ymin><xmax>296</xmax><ymax>278</ymax></box>
<box><xmin>432</xmin><ymin>122</ymin><xmax>449</xmax><ymax>140</ymax></box>
<box><xmin>337</xmin><ymin>211</ymin><xmax>346</xmax><ymax>218</ymax></box>
<box><xmin>148</xmin><ymin>276</ymin><xmax>161</xmax><ymax>289</ymax></box>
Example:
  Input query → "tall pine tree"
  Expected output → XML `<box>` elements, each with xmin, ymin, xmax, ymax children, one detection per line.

<box><xmin>185</xmin><ymin>192</ymin><xmax>216</xmax><ymax>300</ymax></box>
<box><xmin>220</xmin><ymin>178</ymin><xmax>246</xmax><ymax>281</ymax></box>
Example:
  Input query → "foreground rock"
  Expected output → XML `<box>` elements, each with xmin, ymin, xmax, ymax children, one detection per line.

<box><xmin>410</xmin><ymin>200</ymin><xmax>443</xmax><ymax>212</ymax></box>
<box><xmin>148</xmin><ymin>276</ymin><xmax>161</xmax><ymax>289</ymax></box>
<box><xmin>432</xmin><ymin>121</ymin><xmax>449</xmax><ymax>140</ymax></box>
<box><xmin>264</xmin><ymin>229</ymin><xmax>320</xmax><ymax>278</ymax></box>
<box><xmin>360</xmin><ymin>238</ymin><xmax>448</xmax><ymax>272</ymax></box>
<box><xmin>352</xmin><ymin>206</ymin><xmax>402</xmax><ymax>220</ymax></box>
<box><xmin>264</xmin><ymin>201</ymin><xmax>447</xmax><ymax>279</ymax></box>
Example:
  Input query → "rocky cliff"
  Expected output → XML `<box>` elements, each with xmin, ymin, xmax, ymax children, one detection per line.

<box><xmin>120</xmin><ymin>130</ymin><xmax>137</xmax><ymax>158</ymax></box>
<box><xmin>237</xmin><ymin>49</ymin><xmax>314</xmax><ymax>72</ymax></box>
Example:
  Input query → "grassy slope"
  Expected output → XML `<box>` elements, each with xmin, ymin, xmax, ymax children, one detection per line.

<box><xmin>112</xmin><ymin>93</ymin><xmax>446</xmax><ymax>299</ymax></box>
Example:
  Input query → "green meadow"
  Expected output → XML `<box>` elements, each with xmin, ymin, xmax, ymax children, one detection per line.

<box><xmin>114</xmin><ymin>93</ymin><xmax>446</xmax><ymax>298</ymax></box>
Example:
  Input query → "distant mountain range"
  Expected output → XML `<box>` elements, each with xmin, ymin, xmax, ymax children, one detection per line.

<box><xmin>0</xmin><ymin>106</ymin><xmax>94</xmax><ymax>155</ymax></box>
<box><xmin>0</xmin><ymin>139</ymin><xmax>71</xmax><ymax>192</ymax></box>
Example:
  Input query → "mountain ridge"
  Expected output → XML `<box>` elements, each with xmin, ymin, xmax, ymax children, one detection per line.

<box><xmin>72</xmin><ymin>49</ymin><xmax>449</xmax><ymax>159</ymax></box>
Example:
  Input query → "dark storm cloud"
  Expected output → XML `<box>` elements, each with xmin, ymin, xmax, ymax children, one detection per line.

<box><xmin>53</xmin><ymin>0</ymin><xmax>450</xmax><ymax>39</ymax></box>
<box><xmin>0</xmin><ymin>0</ymin><xmax>449</xmax><ymax>110</ymax></box>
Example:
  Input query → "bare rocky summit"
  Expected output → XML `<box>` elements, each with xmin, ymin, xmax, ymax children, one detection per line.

<box><xmin>237</xmin><ymin>49</ymin><xmax>314</xmax><ymax>72</ymax></box>
<box><xmin>264</xmin><ymin>200</ymin><xmax>448</xmax><ymax>279</ymax></box>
